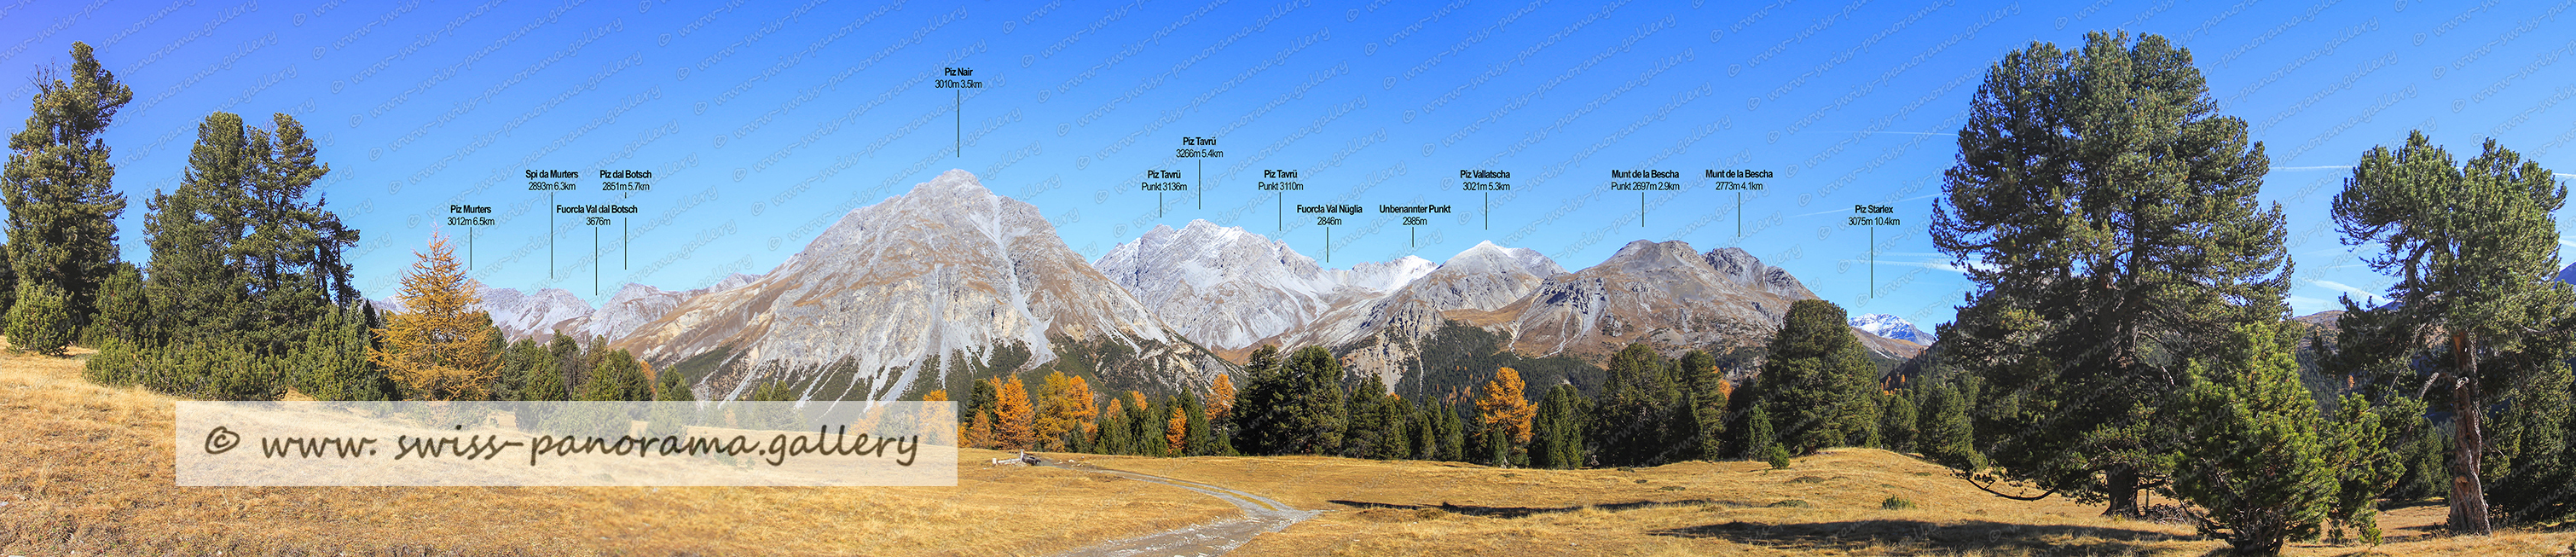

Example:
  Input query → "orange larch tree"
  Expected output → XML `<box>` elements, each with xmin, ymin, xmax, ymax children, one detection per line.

<box><xmin>369</xmin><ymin>231</ymin><xmax>499</xmax><ymax>400</ymax></box>
<box><xmin>1476</xmin><ymin>367</ymin><xmax>1535</xmax><ymax>444</ymax></box>
<box><xmin>993</xmin><ymin>375</ymin><xmax>1037</xmax><ymax>450</ymax></box>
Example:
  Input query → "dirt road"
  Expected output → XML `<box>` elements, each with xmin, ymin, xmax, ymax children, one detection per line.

<box><xmin>1038</xmin><ymin>460</ymin><xmax>1317</xmax><ymax>557</ymax></box>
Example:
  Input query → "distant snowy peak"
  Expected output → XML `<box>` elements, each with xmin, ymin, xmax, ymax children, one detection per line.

<box><xmin>1850</xmin><ymin>313</ymin><xmax>1933</xmax><ymax>345</ymax></box>
<box><xmin>1097</xmin><ymin>218</ymin><xmax>1446</xmax><ymax>351</ymax></box>
<box><xmin>1438</xmin><ymin>241</ymin><xmax>1566</xmax><ymax>278</ymax></box>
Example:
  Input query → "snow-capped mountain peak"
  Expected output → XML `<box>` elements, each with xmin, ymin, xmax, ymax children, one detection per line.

<box><xmin>1850</xmin><ymin>313</ymin><xmax>1933</xmax><ymax>345</ymax></box>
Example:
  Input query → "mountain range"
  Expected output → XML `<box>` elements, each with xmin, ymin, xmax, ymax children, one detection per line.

<box><xmin>431</xmin><ymin>170</ymin><xmax>1921</xmax><ymax>401</ymax></box>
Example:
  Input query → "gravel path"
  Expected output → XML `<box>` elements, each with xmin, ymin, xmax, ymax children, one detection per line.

<box><xmin>1038</xmin><ymin>460</ymin><xmax>1317</xmax><ymax>557</ymax></box>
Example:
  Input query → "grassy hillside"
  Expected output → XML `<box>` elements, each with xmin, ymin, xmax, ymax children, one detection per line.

<box><xmin>0</xmin><ymin>343</ymin><xmax>1230</xmax><ymax>556</ymax></box>
<box><xmin>5</xmin><ymin>341</ymin><xmax>2572</xmax><ymax>555</ymax></box>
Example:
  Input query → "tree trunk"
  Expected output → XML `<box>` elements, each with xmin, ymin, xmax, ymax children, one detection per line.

<box><xmin>2449</xmin><ymin>332</ymin><xmax>2494</xmax><ymax>535</ymax></box>
<box><xmin>2104</xmin><ymin>466</ymin><xmax>2142</xmax><ymax>519</ymax></box>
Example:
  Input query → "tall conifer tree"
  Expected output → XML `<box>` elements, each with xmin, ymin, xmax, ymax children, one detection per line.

<box><xmin>2330</xmin><ymin>131</ymin><xmax>2576</xmax><ymax>533</ymax></box>
<box><xmin>4</xmin><ymin>42</ymin><xmax>130</xmax><ymax>332</ymax></box>
<box><xmin>1931</xmin><ymin>32</ymin><xmax>2289</xmax><ymax>517</ymax></box>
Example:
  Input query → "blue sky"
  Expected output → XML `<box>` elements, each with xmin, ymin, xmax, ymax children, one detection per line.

<box><xmin>4</xmin><ymin>0</ymin><xmax>2573</xmax><ymax>332</ymax></box>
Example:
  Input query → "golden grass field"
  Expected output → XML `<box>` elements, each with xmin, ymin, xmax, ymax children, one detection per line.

<box><xmin>5</xmin><ymin>343</ymin><xmax>2574</xmax><ymax>556</ymax></box>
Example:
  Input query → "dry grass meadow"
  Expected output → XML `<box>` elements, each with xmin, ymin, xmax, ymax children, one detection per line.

<box><xmin>5</xmin><ymin>342</ymin><xmax>2575</xmax><ymax>555</ymax></box>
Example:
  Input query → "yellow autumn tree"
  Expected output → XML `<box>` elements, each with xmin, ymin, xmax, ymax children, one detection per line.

<box><xmin>1033</xmin><ymin>371</ymin><xmax>1099</xmax><ymax>450</ymax></box>
<box><xmin>1166</xmin><ymin>403</ymin><xmax>1189</xmax><ymax>455</ymax></box>
<box><xmin>370</xmin><ymin>232</ymin><xmax>501</xmax><ymax>400</ymax></box>
<box><xmin>1476</xmin><ymin>367</ymin><xmax>1535</xmax><ymax>444</ymax></box>
<box><xmin>993</xmin><ymin>376</ymin><xmax>1037</xmax><ymax>450</ymax></box>
<box><xmin>964</xmin><ymin>412</ymin><xmax>996</xmax><ymax>450</ymax></box>
<box><xmin>1208</xmin><ymin>374</ymin><xmax>1236</xmax><ymax>424</ymax></box>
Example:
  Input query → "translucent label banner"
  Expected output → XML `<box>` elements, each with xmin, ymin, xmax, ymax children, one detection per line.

<box><xmin>175</xmin><ymin>401</ymin><xmax>958</xmax><ymax>486</ymax></box>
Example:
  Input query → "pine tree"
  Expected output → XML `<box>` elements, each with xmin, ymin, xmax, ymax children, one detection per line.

<box><xmin>89</xmin><ymin>262</ymin><xmax>148</xmax><ymax>345</ymax></box>
<box><xmin>1592</xmin><ymin>344</ymin><xmax>1678</xmax><ymax>466</ymax></box>
<box><xmin>548</xmin><ymin>333</ymin><xmax>588</xmax><ymax>394</ymax></box>
<box><xmin>1280</xmin><ymin>346</ymin><xmax>1347</xmax><ymax>455</ymax></box>
<box><xmin>2488</xmin><ymin>362</ymin><xmax>2575</xmax><ymax>526</ymax></box>
<box><xmin>298</xmin><ymin>301</ymin><xmax>392</xmax><ymax>401</ymax></box>
<box><xmin>1879</xmin><ymin>392</ymin><xmax>1919</xmax><ymax>452</ymax></box>
<box><xmin>1751</xmin><ymin>300</ymin><xmax>1878</xmax><ymax>455</ymax></box>
<box><xmin>1741</xmin><ymin>405</ymin><xmax>1777</xmax><ymax>461</ymax></box>
<box><xmin>653</xmin><ymin>360</ymin><xmax>695</xmax><ymax>402</ymax></box>
<box><xmin>993</xmin><ymin>376</ymin><xmax>1037</xmax><ymax>450</ymax></box>
<box><xmin>2323</xmin><ymin>393</ymin><xmax>2411</xmax><ymax>545</ymax></box>
<box><xmin>1918</xmin><ymin>378</ymin><xmax>1984</xmax><ymax>470</ymax></box>
<box><xmin>6</xmin><ymin>281</ymin><xmax>71</xmax><ymax>355</ymax></box>
<box><xmin>1230</xmin><ymin>345</ymin><xmax>1287</xmax><ymax>455</ymax></box>
<box><xmin>4</xmin><ymin>43</ymin><xmax>130</xmax><ymax>331</ymax></box>
<box><xmin>519</xmin><ymin>339</ymin><xmax>567</xmax><ymax>401</ymax></box>
<box><xmin>369</xmin><ymin>232</ymin><xmax>500</xmax><ymax>400</ymax></box>
<box><xmin>1933</xmin><ymin>32</ymin><xmax>2290</xmax><ymax>517</ymax></box>
<box><xmin>1097</xmin><ymin>396</ymin><xmax>1132</xmax><ymax>455</ymax></box>
<box><xmin>2329</xmin><ymin>131</ymin><xmax>2576</xmax><ymax>534</ymax></box>
<box><xmin>1531</xmin><ymin>383</ymin><xmax>1587</xmax><ymax>469</ymax></box>
<box><xmin>966</xmin><ymin>376</ymin><xmax>1000</xmax><ymax>425</ymax></box>
<box><xmin>580</xmin><ymin>350</ymin><xmax>651</xmax><ymax>402</ymax></box>
<box><xmin>2168</xmin><ymin>323</ymin><xmax>2333</xmax><ymax>556</ymax></box>
<box><xmin>1343</xmin><ymin>374</ymin><xmax>1390</xmax><ymax>459</ymax></box>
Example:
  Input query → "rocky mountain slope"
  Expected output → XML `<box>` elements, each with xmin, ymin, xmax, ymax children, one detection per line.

<box><xmin>1095</xmin><ymin>220</ymin><xmax>1433</xmax><ymax>355</ymax></box>
<box><xmin>611</xmin><ymin>170</ymin><xmax>1230</xmax><ymax>402</ymax></box>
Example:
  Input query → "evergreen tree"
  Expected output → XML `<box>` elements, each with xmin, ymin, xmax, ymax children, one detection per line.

<box><xmin>2488</xmin><ymin>362</ymin><xmax>2575</xmax><ymax>526</ymax></box>
<box><xmin>0</xmin><ymin>242</ymin><xmax>12</xmax><ymax>317</ymax></box>
<box><xmin>1749</xmin><ymin>300</ymin><xmax>1878</xmax><ymax>455</ymax></box>
<box><xmin>89</xmin><ymin>262</ymin><xmax>148</xmax><ymax>345</ymax></box>
<box><xmin>297</xmin><ymin>301</ymin><xmax>392</xmax><ymax>401</ymax></box>
<box><xmin>2330</xmin><ymin>131</ymin><xmax>2576</xmax><ymax>534</ymax></box>
<box><xmin>965</xmin><ymin>376</ymin><xmax>999</xmax><ymax>425</ymax></box>
<box><xmin>1932</xmin><ymin>32</ymin><xmax>2291</xmax><ymax>518</ymax></box>
<box><xmin>1671</xmin><ymin>391</ymin><xmax>1719</xmax><ymax>462</ymax></box>
<box><xmin>520</xmin><ymin>340</ymin><xmax>567</xmax><ymax>401</ymax></box>
<box><xmin>1741</xmin><ymin>405</ymin><xmax>1777</xmax><ymax>461</ymax></box>
<box><xmin>1591</xmin><ymin>344</ymin><xmax>1678</xmax><ymax>466</ymax></box>
<box><xmin>1230</xmin><ymin>345</ymin><xmax>1288</xmax><ymax>455</ymax></box>
<box><xmin>1879</xmin><ymin>392</ymin><xmax>1919</xmax><ymax>452</ymax></box>
<box><xmin>1182</xmin><ymin>394</ymin><xmax>1216</xmax><ymax>456</ymax></box>
<box><xmin>1409</xmin><ymin>401</ymin><xmax>1439</xmax><ymax>461</ymax></box>
<box><xmin>5</xmin><ymin>281</ymin><xmax>71</xmax><ymax>355</ymax></box>
<box><xmin>4</xmin><ymin>42</ymin><xmax>130</xmax><ymax>331</ymax></box>
<box><xmin>1279</xmin><ymin>346</ymin><xmax>1348</xmax><ymax>455</ymax></box>
<box><xmin>580</xmin><ymin>350</ymin><xmax>651</xmax><ymax>402</ymax></box>
<box><xmin>1918</xmin><ymin>380</ymin><xmax>1984</xmax><ymax>471</ymax></box>
<box><xmin>2323</xmin><ymin>392</ymin><xmax>2410</xmax><ymax>545</ymax></box>
<box><xmin>2168</xmin><ymin>323</ymin><xmax>2332</xmax><ymax>556</ymax></box>
<box><xmin>1096</xmin><ymin>396</ymin><xmax>1132</xmax><ymax>455</ymax></box>
<box><xmin>653</xmin><ymin>360</ymin><xmax>695</xmax><ymax>402</ymax></box>
<box><xmin>1343</xmin><ymin>374</ymin><xmax>1391</xmax><ymax>459</ymax></box>
<box><xmin>1531</xmin><ymin>383</ymin><xmax>1588</xmax><ymax>468</ymax></box>
<box><xmin>548</xmin><ymin>333</ymin><xmax>588</xmax><ymax>393</ymax></box>
<box><xmin>369</xmin><ymin>232</ymin><xmax>500</xmax><ymax>400</ymax></box>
